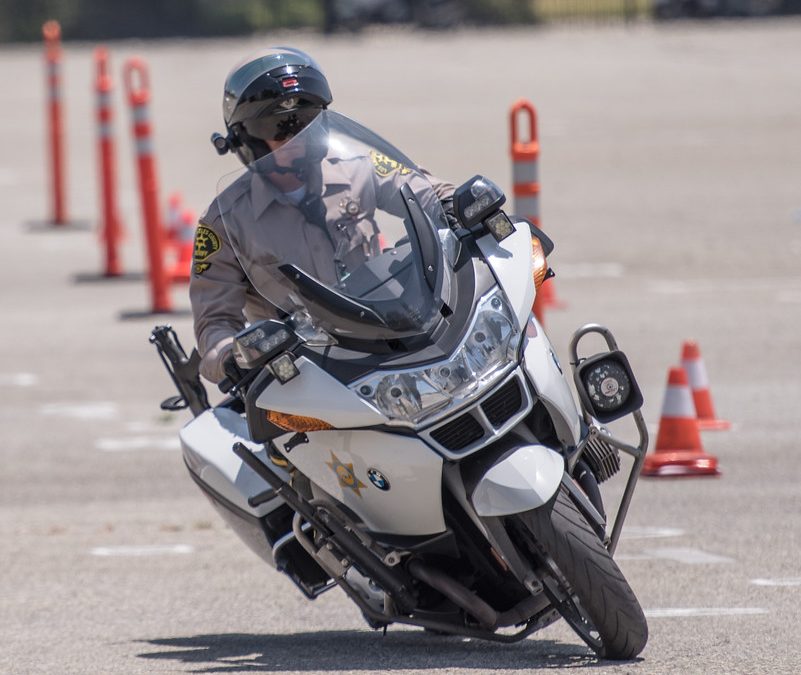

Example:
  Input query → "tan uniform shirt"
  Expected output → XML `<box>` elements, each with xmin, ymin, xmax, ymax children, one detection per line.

<box><xmin>190</xmin><ymin>150</ymin><xmax>454</xmax><ymax>377</ymax></box>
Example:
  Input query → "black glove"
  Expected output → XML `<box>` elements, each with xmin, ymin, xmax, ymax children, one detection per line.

<box><xmin>218</xmin><ymin>353</ymin><xmax>247</xmax><ymax>394</ymax></box>
<box><xmin>440</xmin><ymin>197</ymin><xmax>460</xmax><ymax>231</ymax></box>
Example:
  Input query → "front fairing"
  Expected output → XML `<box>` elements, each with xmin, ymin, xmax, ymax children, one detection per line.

<box><xmin>215</xmin><ymin>111</ymin><xmax>459</xmax><ymax>347</ymax></box>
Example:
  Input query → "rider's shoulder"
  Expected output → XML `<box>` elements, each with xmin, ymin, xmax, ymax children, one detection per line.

<box><xmin>203</xmin><ymin>173</ymin><xmax>251</xmax><ymax>225</ymax></box>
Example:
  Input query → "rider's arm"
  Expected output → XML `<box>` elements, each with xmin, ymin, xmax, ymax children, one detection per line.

<box><xmin>189</xmin><ymin>207</ymin><xmax>249</xmax><ymax>383</ymax></box>
<box><xmin>369</xmin><ymin>152</ymin><xmax>455</xmax><ymax>216</ymax></box>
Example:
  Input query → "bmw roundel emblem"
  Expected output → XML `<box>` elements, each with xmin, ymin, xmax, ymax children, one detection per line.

<box><xmin>367</xmin><ymin>468</ymin><xmax>390</xmax><ymax>491</ymax></box>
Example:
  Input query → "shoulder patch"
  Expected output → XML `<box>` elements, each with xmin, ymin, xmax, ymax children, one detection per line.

<box><xmin>193</xmin><ymin>225</ymin><xmax>221</xmax><ymax>275</ymax></box>
<box><xmin>370</xmin><ymin>149</ymin><xmax>412</xmax><ymax>178</ymax></box>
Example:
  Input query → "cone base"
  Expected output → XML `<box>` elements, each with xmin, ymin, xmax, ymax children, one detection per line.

<box><xmin>697</xmin><ymin>418</ymin><xmax>731</xmax><ymax>431</ymax></box>
<box><xmin>641</xmin><ymin>450</ymin><xmax>720</xmax><ymax>478</ymax></box>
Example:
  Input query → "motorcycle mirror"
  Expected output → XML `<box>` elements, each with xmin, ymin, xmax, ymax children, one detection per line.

<box><xmin>574</xmin><ymin>351</ymin><xmax>644</xmax><ymax>424</ymax></box>
<box><xmin>232</xmin><ymin>319</ymin><xmax>297</xmax><ymax>370</ymax></box>
<box><xmin>453</xmin><ymin>175</ymin><xmax>509</xmax><ymax>239</ymax></box>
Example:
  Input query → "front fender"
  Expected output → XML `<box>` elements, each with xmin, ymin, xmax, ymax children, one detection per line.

<box><xmin>471</xmin><ymin>444</ymin><xmax>565</xmax><ymax>516</ymax></box>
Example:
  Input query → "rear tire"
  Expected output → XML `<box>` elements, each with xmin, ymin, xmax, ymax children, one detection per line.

<box><xmin>515</xmin><ymin>488</ymin><xmax>648</xmax><ymax>660</ymax></box>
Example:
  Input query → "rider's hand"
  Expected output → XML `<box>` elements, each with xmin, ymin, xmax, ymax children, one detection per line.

<box><xmin>199</xmin><ymin>336</ymin><xmax>234</xmax><ymax>384</ymax></box>
<box><xmin>440</xmin><ymin>197</ymin><xmax>460</xmax><ymax>231</ymax></box>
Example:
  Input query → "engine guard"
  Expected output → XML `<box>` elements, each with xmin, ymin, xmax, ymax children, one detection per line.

<box><xmin>471</xmin><ymin>444</ymin><xmax>565</xmax><ymax>517</ymax></box>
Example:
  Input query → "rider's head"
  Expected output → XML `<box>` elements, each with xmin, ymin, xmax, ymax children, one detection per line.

<box><xmin>217</xmin><ymin>47</ymin><xmax>332</xmax><ymax>167</ymax></box>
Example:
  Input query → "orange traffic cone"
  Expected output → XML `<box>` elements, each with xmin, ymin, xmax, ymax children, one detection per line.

<box><xmin>642</xmin><ymin>367</ymin><xmax>720</xmax><ymax>478</ymax></box>
<box><xmin>168</xmin><ymin>207</ymin><xmax>195</xmax><ymax>283</ymax></box>
<box><xmin>165</xmin><ymin>192</ymin><xmax>182</xmax><ymax>241</ymax></box>
<box><xmin>681</xmin><ymin>341</ymin><xmax>730</xmax><ymax>431</ymax></box>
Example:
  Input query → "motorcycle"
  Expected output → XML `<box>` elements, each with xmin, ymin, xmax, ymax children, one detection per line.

<box><xmin>151</xmin><ymin>110</ymin><xmax>649</xmax><ymax>659</ymax></box>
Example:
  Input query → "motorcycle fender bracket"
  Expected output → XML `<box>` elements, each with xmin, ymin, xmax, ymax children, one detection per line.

<box><xmin>471</xmin><ymin>444</ymin><xmax>565</xmax><ymax>517</ymax></box>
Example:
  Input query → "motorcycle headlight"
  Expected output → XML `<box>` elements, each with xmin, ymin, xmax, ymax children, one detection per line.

<box><xmin>353</xmin><ymin>288</ymin><xmax>520</xmax><ymax>425</ymax></box>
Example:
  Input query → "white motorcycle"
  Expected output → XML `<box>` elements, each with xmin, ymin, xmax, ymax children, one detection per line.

<box><xmin>151</xmin><ymin>111</ymin><xmax>649</xmax><ymax>659</ymax></box>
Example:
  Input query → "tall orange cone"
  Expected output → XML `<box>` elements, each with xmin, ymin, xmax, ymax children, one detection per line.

<box><xmin>642</xmin><ymin>367</ymin><xmax>720</xmax><ymax>478</ymax></box>
<box><xmin>681</xmin><ymin>341</ymin><xmax>730</xmax><ymax>431</ymax></box>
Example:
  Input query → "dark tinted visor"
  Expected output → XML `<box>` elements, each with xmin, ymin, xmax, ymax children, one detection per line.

<box><xmin>242</xmin><ymin>105</ymin><xmax>323</xmax><ymax>142</ymax></box>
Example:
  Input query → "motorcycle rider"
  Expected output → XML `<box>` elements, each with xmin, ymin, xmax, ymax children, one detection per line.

<box><xmin>191</xmin><ymin>46</ymin><xmax>455</xmax><ymax>383</ymax></box>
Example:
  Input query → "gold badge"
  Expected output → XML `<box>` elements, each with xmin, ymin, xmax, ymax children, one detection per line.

<box><xmin>371</xmin><ymin>150</ymin><xmax>411</xmax><ymax>178</ymax></box>
<box><xmin>193</xmin><ymin>225</ymin><xmax>221</xmax><ymax>275</ymax></box>
<box><xmin>326</xmin><ymin>451</ymin><xmax>366</xmax><ymax>498</ymax></box>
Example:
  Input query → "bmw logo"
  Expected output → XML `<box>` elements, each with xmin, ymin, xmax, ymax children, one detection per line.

<box><xmin>367</xmin><ymin>468</ymin><xmax>390</xmax><ymax>491</ymax></box>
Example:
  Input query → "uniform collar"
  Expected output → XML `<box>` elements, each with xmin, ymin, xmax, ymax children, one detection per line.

<box><xmin>250</xmin><ymin>156</ymin><xmax>352</xmax><ymax>221</ymax></box>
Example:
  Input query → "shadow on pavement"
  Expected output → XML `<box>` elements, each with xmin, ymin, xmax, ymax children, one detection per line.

<box><xmin>136</xmin><ymin>629</ymin><xmax>614</xmax><ymax>672</ymax></box>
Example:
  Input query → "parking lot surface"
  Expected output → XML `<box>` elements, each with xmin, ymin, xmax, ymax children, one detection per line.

<box><xmin>2</xmin><ymin>20</ymin><xmax>800</xmax><ymax>674</ymax></box>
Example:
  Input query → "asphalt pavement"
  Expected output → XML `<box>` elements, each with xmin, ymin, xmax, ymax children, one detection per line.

<box><xmin>1</xmin><ymin>20</ymin><xmax>800</xmax><ymax>675</ymax></box>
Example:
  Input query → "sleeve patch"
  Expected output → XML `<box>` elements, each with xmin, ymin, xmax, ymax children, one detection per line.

<box><xmin>371</xmin><ymin>149</ymin><xmax>411</xmax><ymax>178</ymax></box>
<box><xmin>193</xmin><ymin>225</ymin><xmax>221</xmax><ymax>275</ymax></box>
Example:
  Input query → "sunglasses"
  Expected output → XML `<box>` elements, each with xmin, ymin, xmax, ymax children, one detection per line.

<box><xmin>242</xmin><ymin>106</ymin><xmax>322</xmax><ymax>142</ymax></box>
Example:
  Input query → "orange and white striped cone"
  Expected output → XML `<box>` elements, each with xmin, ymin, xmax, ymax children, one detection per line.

<box><xmin>165</xmin><ymin>192</ymin><xmax>182</xmax><ymax>245</ymax></box>
<box><xmin>681</xmin><ymin>341</ymin><xmax>730</xmax><ymax>431</ymax></box>
<box><xmin>641</xmin><ymin>367</ymin><xmax>720</xmax><ymax>478</ymax></box>
<box><xmin>168</xmin><ymin>207</ymin><xmax>195</xmax><ymax>283</ymax></box>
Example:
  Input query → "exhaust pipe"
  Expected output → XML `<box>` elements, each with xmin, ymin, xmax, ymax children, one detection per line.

<box><xmin>407</xmin><ymin>559</ymin><xmax>498</xmax><ymax>629</ymax></box>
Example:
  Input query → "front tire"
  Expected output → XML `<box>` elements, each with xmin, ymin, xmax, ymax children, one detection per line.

<box><xmin>514</xmin><ymin>488</ymin><xmax>648</xmax><ymax>660</ymax></box>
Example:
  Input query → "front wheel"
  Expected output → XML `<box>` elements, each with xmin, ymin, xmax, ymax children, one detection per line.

<box><xmin>512</xmin><ymin>488</ymin><xmax>648</xmax><ymax>660</ymax></box>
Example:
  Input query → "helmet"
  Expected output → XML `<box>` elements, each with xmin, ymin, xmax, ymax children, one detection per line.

<box><xmin>213</xmin><ymin>47</ymin><xmax>333</xmax><ymax>166</ymax></box>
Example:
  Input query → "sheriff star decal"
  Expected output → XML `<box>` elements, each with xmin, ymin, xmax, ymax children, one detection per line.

<box><xmin>326</xmin><ymin>451</ymin><xmax>366</xmax><ymax>498</ymax></box>
<box><xmin>370</xmin><ymin>149</ymin><xmax>411</xmax><ymax>178</ymax></box>
<box><xmin>192</xmin><ymin>225</ymin><xmax>221</xmax><ymax>275</ymax></box>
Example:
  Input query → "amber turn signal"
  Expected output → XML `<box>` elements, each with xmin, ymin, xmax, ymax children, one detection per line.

<box><xmin>266</xmin><ymin>410</ymin><xmax>334</xmax><ymax>433</ymax></box>
<box><xmin>531</xmin><ymin>236</ymin><xmax>549</xmax><ymax>291</ymax></box>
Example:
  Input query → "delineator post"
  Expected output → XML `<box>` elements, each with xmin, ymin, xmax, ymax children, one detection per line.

<box><xmin>95</xmin><ymin>47</ymin><xmax>124</xmax><ymax>277</ymax></box>
<box><xmin>124</xmin><ymin>57</ymin><xmax>171</xmax><ymax>313</ymax></box>
<box><xmin>43</xmin><ymin>21</ymin><xmax>67</xmax><ymax>225</ymax></box>
<box><xmin>509</xmin><ymin>99</ymin><xmax>562</xmax><ymax>325</ymax></box>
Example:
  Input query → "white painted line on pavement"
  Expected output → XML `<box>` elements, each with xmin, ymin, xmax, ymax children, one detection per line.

<box><xmin>645</xmin><ymin>547</ymin><xmax>735</xmax><ymax>564</ymax></box>
<box><xmin>778</xmin><ymin>291</ymin><xmax>801</xmax><ymax>303</ymax></box>
<box><xmin>621</xmin><ymin>526</ymin><xmax>685</xmax><ymax>540</ymax></box>
<box><xmin>616</xmin><ymin>547</ymin><xmax>734</xmax><ymax>564</ymax></box>
<box><xmin>648</xmin><ymin>278</ymin><xmax>801</xmax><ymax>295</ymax></box>
<box><xmin>95</xmin><ymin>436</ymin><xmax>180</xmax><ymax>452</ymax></box>
<box><xmin>0</xmin><ymin>373</ymin><xmax>38</xmax><ymax>387</ymax></box>
<box><xmin>557</xmin><ymin>262</ymin><xmax>625</xmax><ymax>279</ymax></box>
<box><xmin>645</xmin><ymin>607</ymin><xmax>767</xmax><ymax>618</ymax></box>
<box><xmin>614</xmin><ymin>553</ymin><xmax>655</xmax><ymax>561</ymax></box>
<box><xmin>90</xmin><ymin>544</ymin><xmax>194</xmax><ymax>557</ymax></box>
<box><xmin>0</xmin><ymin>168</ymin><xmax>17</xmax><ymax>186</ymax></box>
<box><xmin>750</xmin><ymin>577</ymin><xmax>801</xmax><ymax>587</ymax></box>
<box><xmin>40</xmin><ymin>402</ymin><xmax>119</xmax><ymax>420</ymax></box>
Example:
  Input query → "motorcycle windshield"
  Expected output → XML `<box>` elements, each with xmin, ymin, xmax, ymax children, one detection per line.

<box><xmin>216</xmin><ymin>110</ymin><xmax>456</xmax><ymax>344</ymax></box>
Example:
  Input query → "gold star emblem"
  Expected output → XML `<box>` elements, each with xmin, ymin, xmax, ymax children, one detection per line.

<box><xmin>326</xmin><ymin>451</ymin><xmax>366</xmax><ymax>498</ymax></box>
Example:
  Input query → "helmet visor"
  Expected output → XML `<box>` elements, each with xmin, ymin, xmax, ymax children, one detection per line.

<box><xmin>242</xmin><ymin>105</ymin><xmax>323</xmax><ymax>142</ymax></box>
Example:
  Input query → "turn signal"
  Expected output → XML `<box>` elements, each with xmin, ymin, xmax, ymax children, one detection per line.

<box><xmin>266</xmin><ymin>410</ymin><xmax>334</xmax><ymax>433</ymax></box>
<box><xmin>531</xmin><ymin>236</ymin><xmax>549</xmax><ymax>291</ymax></box>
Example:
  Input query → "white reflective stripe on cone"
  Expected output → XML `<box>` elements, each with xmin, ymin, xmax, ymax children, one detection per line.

<box><xmin>513</xmin><ymin>195</ymin><xmax>539</xmax><ymax>217</ymax></box>
<box><xmin>512</xmin><ymin>161</ymin><xmax>539</xmax><ymax>184</ymax></box>
<box><xmin>681</xmin><ymin>357</ymin><xmax>710</xmax><ymax>389</ymax></box>
<box><xmin>661</xmin><ymin>384</ymin><xmax>696</xmax><ymax>418</ymax></box>
<box><xmin>135</xmin><ymin>137</ymin><xmax>154</xmax><ymax>156</ymax></box>
<box><xmin>132</xmin><ymin>105</ymin><xmax>150</xmax><ymax>123</ymax></box>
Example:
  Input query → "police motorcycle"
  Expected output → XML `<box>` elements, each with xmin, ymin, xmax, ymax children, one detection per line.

<box><xmin>151</xmin><ymin>111</ymin><xmax>649</xmax><ymax>659</ymax></box>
